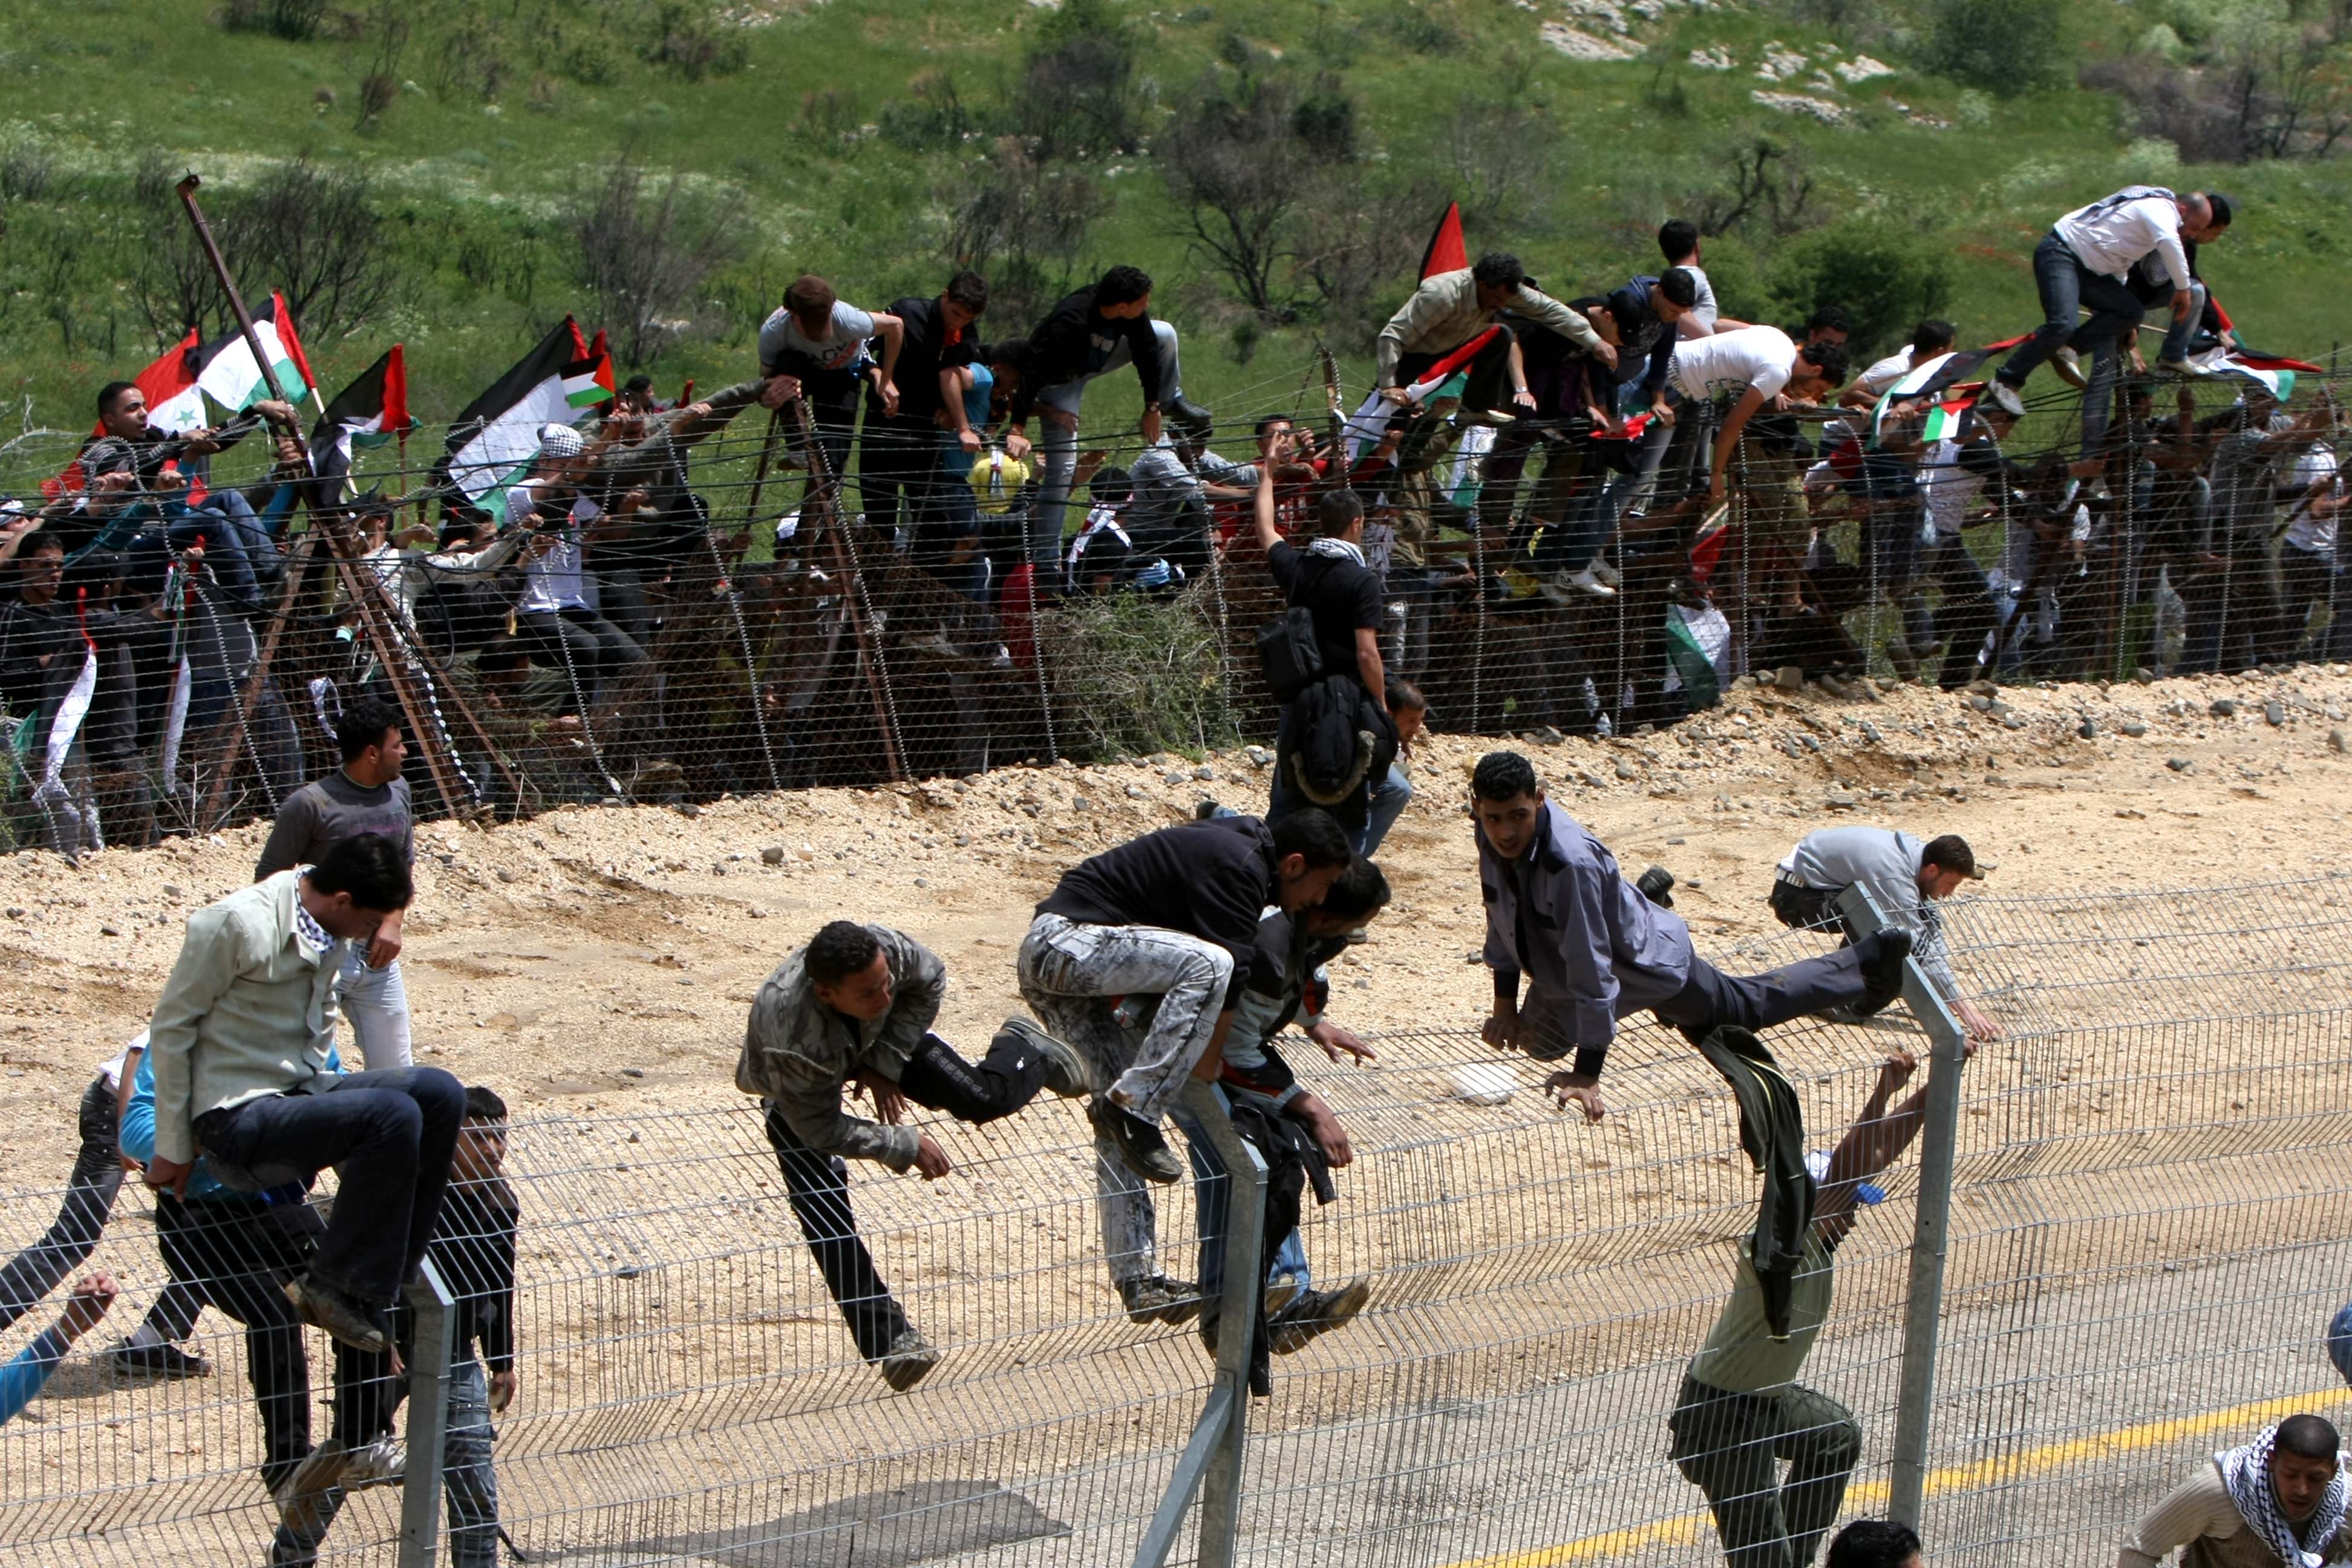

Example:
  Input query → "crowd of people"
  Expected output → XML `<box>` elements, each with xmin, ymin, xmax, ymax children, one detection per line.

<box><xmin>0</xmin><ymin>184</ymin><xmax>2347</xmax><ymax>1567</ymax></box>
<box><xmin>1</xmin><ymin>186</ymin><xmax>2345</xmax><ymax>859</ymax></box>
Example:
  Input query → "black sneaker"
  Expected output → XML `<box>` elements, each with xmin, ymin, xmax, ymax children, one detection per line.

<box><xmin>106</xmin><ymin>1341</ymin><xmax>212</xmax><ymax>1382</ymax></box>
<box><xmin>1635</xmin><ymin>865</ymin><xmax>1676</xmax><ymax>909</ymax></box>
<box><xmin>878</xmin><ymin>1327</ymin><xmax>941</xmax><ymax>1393</ymax></box>
<box><xmin>1857</xmin><ymin>928</ymin><xmax>1915</xmax><ymax>1016</ymax></box>
<box><xmin>1270</xmin><ymin>1279</ymin><xmax>1372</xmax><ymax>1354</ymax></box>
<box><xmin>284</xmin><ymin>1278</ymin><xmax>390</xmax><ymax>1355</ymax></box>
<box><xmin>1000</xmin><ymin>1016</ymin><xmax>1089</xmax><ymax>1099</ymax></box>
<box><xmin>1119</xmin><ymin>1275</ymin><xmax>1204</xmax><ymax>1326</ymax></box>
<box><xmin>1089</xmin><ymin>1098</ymin><xmax>1184</xmax><ymax>1184</ymax></box>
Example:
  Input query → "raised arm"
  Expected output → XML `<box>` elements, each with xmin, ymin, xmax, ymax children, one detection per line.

<box><xmin>1709</xmin><ymin>386</ymin><xmax>1770</xmax><ymax>503</ymax></box>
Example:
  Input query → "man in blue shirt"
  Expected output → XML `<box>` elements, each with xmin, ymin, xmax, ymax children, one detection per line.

<box><xmin>1472</xmin><ymin>751</ymin><xmax>1912</xmax><ymax>1122</ymax></box>
<box><xmin>0</xmin><ymin>1272</ymin><xmax>117</xmax><ymax>1426</ymax></box>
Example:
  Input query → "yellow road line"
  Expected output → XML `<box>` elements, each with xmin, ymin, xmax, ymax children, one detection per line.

<box><xmin>1440</xmin><ymin>1390</ymin><xmax>2352</xmax><ymax>1568</ymax></box>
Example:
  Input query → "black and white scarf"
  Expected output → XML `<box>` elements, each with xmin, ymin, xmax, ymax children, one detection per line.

<box><xmin>1305</xmin><ymin>537</ymin><xmax>1365</xmax><ymax>567</ymax></box>
<box><xmin>2220</xmin><ymin>1425</ymin><xmax>2348</xmax><ymax>1567</ymax></box>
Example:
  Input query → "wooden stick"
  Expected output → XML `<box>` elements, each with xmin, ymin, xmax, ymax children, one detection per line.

<box><xmin>788</xmin><ymin>397</ymin><xmax>903</xmax><ymax>781</ymax></box>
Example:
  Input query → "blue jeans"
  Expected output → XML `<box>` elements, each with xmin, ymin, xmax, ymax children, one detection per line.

<box><xmin>194</xmin><ymin>1067</ymin><xmax>466</xmax><ymax>1308</ymax></box>
<box><xmin>1362</xmin><ymin>763</ymin><xmax>1413</xmax><ymax>857</ymax></box>
<box><xmin>444</xmin><ymin>1356</ymin><xmax>501</xmax><ymax>1568</ymax></box>
<box><xmin>131</xmin><ymin>492</ymin><xmax>276</xmax><ymax>603</ymax></box>
<box><xmin>1180</xmin><ymin>1094</ymin><xmax>1312</xmax><ymax>1301</ymax></box>
<box><xmin>2158</xmin><ymin>281</ymin><xmax>2209</xmax><ymax>364</ymax></box>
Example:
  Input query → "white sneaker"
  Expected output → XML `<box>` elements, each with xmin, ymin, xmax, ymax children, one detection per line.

<box><xmin>2051</xmin><ymin>346</ymin><xmax>2089</xmax><ymax>390</ymax></box>
<box><xmin>1561</xmin><ymin>566</ymin><xmax>1616</xmax><ymax>598</ymax></box>
<box><xmin>342</xmin><ymin>1434</ymin><xmax>407</xmax><ymax>1491</ymax></box>
<box><xmin>1589</xmin><ymin>560</ymin><xmax>1623</xmax><ymax>589</ymax></box>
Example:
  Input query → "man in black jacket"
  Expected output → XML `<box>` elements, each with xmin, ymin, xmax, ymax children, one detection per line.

<box><xmin>1017</xmin><ymin>811</ymin><xmax>1352</xmax><ymax>1184</ymax></box>
<box><xmin>998</xmin><ymin>266</ymin><xmax>1184</xmax><ymax>582</ymax></box>
<box><xmin>861</xmin><ymin>271</ymin><xmax>989</xmax><ymax>539</ymax></box>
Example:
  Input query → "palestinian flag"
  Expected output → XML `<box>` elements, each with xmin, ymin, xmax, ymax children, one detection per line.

<box><xmin>310</xmin><ymin>346</ymin><xmax>413</xmax><ymax>480</ymax></box>
<box><xmin>1869</xmin><ymin>349</ymin><xmax>1994</xmax><ymax>446</ymax></box>
<box><xmin>1593</xmin><ymin>408</ymin><xmax>1657</xmax><ymax>443</ymax></box>
<box><xmin>1419</xmin><ymin>201</ymin><xmax>1468</xmax><ymax>280</ymax></box>
<box><xmin>195</xmin><ymin>293</ymin><xmax>316</xmax><ymax>413</ymax></box>
<box><xmin>1919</xmin><ymin>399</ymin><xmax>1972</xmax><ymax>443</ymax></box>
<box><xmin>562</xmin><ymin>329</ymin><xmax>616</xmax><ymax>410</ymax></box>
<box><xmin>436</xmin><ymin>316</ymin><xmax>593</xmax><ymax>518</ymax></box>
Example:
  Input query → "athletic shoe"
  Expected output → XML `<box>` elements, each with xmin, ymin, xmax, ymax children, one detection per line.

<box><xmin>1001</xmin><ymin>1016</ymin><xmax>1089</xmax><ymax>1099</ymax></box>
<box><xmin>284</xmin><ymin>1278</ymin><xmax>390</xmax><ymax>1355</ymax></box>
<box><xmin>1883</xmin><ymin>638</ymin><xmax>1921</xmax><ymax>682</ymax></box>
<box><xmin>1635</xmin><ymin>865</ymin><xmax>1676</xmax><ymax>909</ymax></box>
<box><xmin>1984</xmin><ymin>381</ymin><xmax>2027</xmax><ymax>420</ymax></box>
<box><xmin>1454</xmin><ymin>408</ymin><xmax>1518</xmax><ymax>429</ymax></box>
<box><xmin>1271</xmin><ymin>1279</ymin><xmax>1372</xmax><ymax>1354</ymax></box>
<box><xmin>1590</xmin><ymin>559</ymin><xmax>1623</xmax><ymax>589</ymax></box>
<box><xmin>2051</xmin><ymin>346</ymin><xmax>2089</xmax><ymax>390</ymax></box>
<box><xmin>1119</xmin><ymin>1275</ymin><xmax>1204</xmax><ymax>1326</ymax></box>
<box><xmin>1089</xmin><ymin>1099</ymin><xmax>1185</xmax><ymax>1184</ymax></box>
<box><xmin>105</xmin><ymin>1341</ymin><xmax>211</xmax><ymax>1382</ymax></box>
<box><xmin>341</xmin><ymin>1434</ymin><xmax>407</xmax><ymax>1491</ymax></box>
<box><xmin>2155</xmin><ymin>358</ymin><xmax>2194</xmax><ymax>377</ymax></box>
<box><xmin>1857</xmin><ymin>928</ymin><xmax>1916</xmax><ymax>1016</ymax></box>
<box><xmin>273</xmin><ymin>1440</ymin><xmax>349</xmax><ymax>1537</ymax></box>
<box><xmin>878</xmin><ymin>1327</ymin><xmax>941</xmax><ymax>1393</ymax></box>
<box><xmin>1198</xmin><ymin>1280</ymin><xmax>1302</xmax><ymax>1355</ymax></box>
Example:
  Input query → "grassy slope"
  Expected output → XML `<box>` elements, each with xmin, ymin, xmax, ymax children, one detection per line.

<box><xmin>0</xmin><ymin>0</ymin><xmax>2347</xmax><ymax>467</ymax></box>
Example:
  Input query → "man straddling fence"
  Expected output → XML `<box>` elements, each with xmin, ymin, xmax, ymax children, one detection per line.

<box><xmin>1670</xmin><ymin>1043</ymin><xmax>1968</xmax><ymax>1568</ymax></box>
<box><xmin>143</xmin><ymin>834</ymin><xmax>466</xmax><ymax>1360</ymax></box>
<box><xmin>2118</xmin><ymin>1415</ymin><xmax>2348</xmax><ymax>1567</ymax></box>
<box><xmin>1091</xmin><ymin>857</ymin><xmax>1385</xmax><ymax>1338</ymax></box>
<box><xmin>256</xmin><ymin>696</ymin><xmax>417</xmax><ymax>1071</ymax></box>
<box><xmin>1769</xmin><ymin>826</ymin><xmax>2002</xmax><ymax>1043</ymax></box>
<box><xmin>1471</xmin><ymin>751</ymin><xmax>1911</xmax><ymax>1122</ymax></box>
<box><xmin>734</xmin><ymin>920</ymin><xmax>1087</xmax><ymax>1391</ymax></box>
<box><xmin>1375</xmin><ymin>250</ymin><xmax>1617</xmax><ymax>420</ymax></box>
<box><xmin>1018</xmin><ymin>810</ymin><xmax>1353</xmax><ymax>1198</ymax></box>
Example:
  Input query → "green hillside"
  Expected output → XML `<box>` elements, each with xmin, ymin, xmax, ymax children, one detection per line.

<box><xmin>1</xmin><ymin>0</ymin><xmax>2348</xmax><ymax>451</ymax></box>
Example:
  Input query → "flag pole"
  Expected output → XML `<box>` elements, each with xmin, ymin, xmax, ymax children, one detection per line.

<box><xmin>174</xmin><ymin>174</ymin><xmax>518</xmax><ymax>818</ymax></box>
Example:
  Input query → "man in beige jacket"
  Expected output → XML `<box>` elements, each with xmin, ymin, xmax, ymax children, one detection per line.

<box><xmin>2120</xmin><ymin>1416</ymin><xmax>2348</xmax><ymax>1566</ymax></box>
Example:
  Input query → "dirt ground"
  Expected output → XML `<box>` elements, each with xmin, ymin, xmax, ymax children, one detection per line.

<box><xmin>0</xmin><ymin>664</ymin><xmax>2345</xmax><ymax>1148</ymax></box>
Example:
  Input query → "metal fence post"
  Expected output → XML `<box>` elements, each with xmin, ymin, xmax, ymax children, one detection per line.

<box><xmin>1131</xmin><ymin>1078</ymin><xmax>1269</xmax><ymax>1568</ymax></box>
<box><xmin>1837</xmin><ymin>885</ymin><xmax>1971</xmax><ymax>1530</ymax></box>
<box><xmin>399</xmin><ymin>1256</ymin><xmax>457</xmax><ymax>1568</ymax></box>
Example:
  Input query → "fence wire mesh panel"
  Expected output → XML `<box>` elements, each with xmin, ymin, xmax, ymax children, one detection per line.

<box><xmin>0</xmin><ymin>878</ymin><xmax>2347</xmax><ymax>1566</ymax></box>
<box><xmin>2</xmin><ymin>353</ymin><xmax>2349</xmax><ymax>857</ymax></box>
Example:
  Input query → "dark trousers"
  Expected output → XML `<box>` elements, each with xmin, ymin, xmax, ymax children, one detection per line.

<box><xmin>0</xmin><ymin>1074</ymin><xmax>203</xmax><ymax>1341</ymax></box>
<box><xmin>517</xmin><ymin>606</ymin><xmax>648</xmax><ymax>699</ymax></box>
<box><xmin>2180</xmin><ymin>543</ymin><xmax>2284</xmax><ymax>674</ymax></box>
<box><xmin>194</xmin><ymin>1068</ymin><xmax>466</xmax><ymax>1309</ymax></box>
<box><xmin>155</xmin><ymin>1194</ymin><xmax>316</xmax><ymax>1489</ymax></box>
<box><xmin>1998</xmin><ymin>232</ymin><xmax>2146</xmax><ymax>396</ymax></box>
<box><xmin>1653</xmin><ymin>942</ymin><xmax>1875</xmax><ymax>1040</ymax></box>
<box><xmin>861</xmin><ymin>415</ymin><xmax>949</xmax><ymax>537</ymax></box>
<box><xmin>1902</xmin><ymin>535</ymin><xmax>2000</xmax><ymax>689</ymax></box>
<box><xmin>1670</xmin><ymin>1372</ymin><xmax>1863</xmax><ymax>1568</ymax></box>
<box><xmin>768</xmin><ymin>353</ymin><xmax>863</xmax><ymax>503</ymax></box>
<box><xmin>1397</xmin><ymin>325</ymin><xmax>1517</xmax><ymax>413</ymax></box>
<box><xmin>763</xmin><ymin>1030</ymin><xmax>1051</xmax><ymax>1361</ymax></box>
<box><xmin>2276</xmin><ymin>543</ymin><xmax>2344</xmax><ymax>663</ymax></box>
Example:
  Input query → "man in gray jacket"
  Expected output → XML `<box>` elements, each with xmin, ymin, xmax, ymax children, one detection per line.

<box><xmin>1771</xmin><ymin>826</ymin><xmax>2001</xmax><ymax>1042</ymax></box>
<box><xmin>735</xmin><ymin>920</ymin><xmax>1085</xmax><ymax>1391</ymax></box>
<box><xmin>1472</xmin><ymin>752</ymin><xmax>1912</xmax><ymax>1122</ymax></box>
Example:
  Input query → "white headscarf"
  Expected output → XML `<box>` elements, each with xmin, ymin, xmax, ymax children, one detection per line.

<box><xmin>2219</xmin><ymin>1424</ymin><xmax>2348</xmax><ymax>1568</ymax></box>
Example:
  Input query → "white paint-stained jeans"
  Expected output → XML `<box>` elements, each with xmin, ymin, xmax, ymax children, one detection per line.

<box><xmin>338</xmin><ymin>947</ymin><xmax>413</xmax><ymax>1071</ymax></box>
<box><xmin>1016</xmin><ymin>912</ymin><xmax>1230</xmax><ymax>1123</ymax></box>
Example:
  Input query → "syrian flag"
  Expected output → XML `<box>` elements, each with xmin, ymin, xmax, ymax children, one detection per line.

<box><xmin>48</xmin><ymin>330</ymin><xmax>211</xmax><ymax>499</ymax></box>
<box><xmin>310</xmin><ymin>346</ymin><xmax>413</xmax><ymax>479</ymax></box>
<box><xmin>563</xmin><ymin>330</ymin><xmax>616</xmax><ymax>410</ymax></box>
<box><xmin>195</xmin><ymin>293</ymin><xmax>316</xmax><ymax>413</ymax></box>
<box><xmin>1419</xmin><ymin>201</ymin><xmax>1469</xmax><ymax>280</ymax></box>
<box><xmin>436</xmin><ymin>316</ymin><xmax>593</xmax><ymax>520</ymax></box>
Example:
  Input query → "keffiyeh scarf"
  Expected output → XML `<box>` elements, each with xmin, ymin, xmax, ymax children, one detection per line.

<box><xmin>2220</xmin><ymin>1426</ymin><xmax>2348</xmax><ymax>1567</ymax></box>
<box><xmin>1305</xmin><ymin>537</ymin><xmax>1365</xmax><ymax>567</ymax></box>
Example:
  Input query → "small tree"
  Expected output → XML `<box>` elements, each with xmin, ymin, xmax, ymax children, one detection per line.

<box><xmin>1768</xmin><ymin>217</ymin><xmax>1954</xmax><ymax>359</ymax></box>
<box><xmin>1017</xmin><ymin>0</ymin><xmax>1141</xmax><ymax>158</ymax></box>
<box><xmin>1162</xmin><ymin>71</ymin><xmax>1315</xmax><ymax>319</ymax></box>
<box><xmin>567</xmin><ymin>155</ymin><xmax>745</xmax><ymax>366</ymax></box>
<box><xmin>1927</xmin><ymin>0</ymin><xmax>2068</xmax><ymax>96</ymax></box>
<box><xmin>943</xmin><ymin>140</ymin><xmax>1109</xmax><ymax>325</ymax></box>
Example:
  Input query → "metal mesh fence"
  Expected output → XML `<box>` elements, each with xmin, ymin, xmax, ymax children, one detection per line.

<box><xmin>1</xmin><ymin>349</ymin><xmax>2347</xmax><ymax>856</ymax></box>
<box><xmin>0</xmin><ymin>875</ymin><xmax>2346</xmax><ymax>1564</ymax></box>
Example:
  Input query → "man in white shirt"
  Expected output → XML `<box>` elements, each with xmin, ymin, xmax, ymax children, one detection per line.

<box><xmin>505</xmin><ymin>423</ymin><xmax>647</xmax><ymax>706</ymax></box>
<box><xmin>1667</xmin><ymin>325</ymin><xmax>1848</xmax><ymax>506</ymax></box>
<box><xmin>1991</xmin><ymin>188</ymin><xmax>2232</xmax><ymax>457</ymax></box>
<box><xmin>2275</xmin><ymin>437</ymin><xmax>2345</xmax><ymax>662</ymax></box>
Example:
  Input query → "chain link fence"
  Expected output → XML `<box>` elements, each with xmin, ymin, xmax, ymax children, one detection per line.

<box><xmin>0</xmin><ymin>875</ymin><xmax>2345</xmax><ymax>1564</ymax></box>
<box><xmin>0</xmin><ymin>349</ymin><xmax>2347</xmax><ymax>856</ymax></box>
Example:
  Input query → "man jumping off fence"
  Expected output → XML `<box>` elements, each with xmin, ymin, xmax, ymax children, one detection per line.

<box><xmin>1018</xmin><ymin>811</ymin><xmax>1354</xmax><ymax>1197</ymax></box>
<box><xmin>1770</xmin><ymin>826</ymin><xmax>2002</xmax><ymax>1043</ymax></box>
<box><xmin>1671</xmin><ymin>1042</ymin><xmax>1971</xmax><ymax>1568</ymax></box>
<box><xmin>734</xmin><ymin>920</ymin><xmax>1087</xmax><ymax>1391</ymax></box>
<box><xmin>1471</xmin><ymin>751</ymin><xmax>1912</xmax><ymax>1122</ymax></box>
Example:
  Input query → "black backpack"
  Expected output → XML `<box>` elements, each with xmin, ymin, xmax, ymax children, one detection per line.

<box><xmin>1253</xmin><ymin>606</ymin><xmax>1323</xmax><ymax>702</ymax></box>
